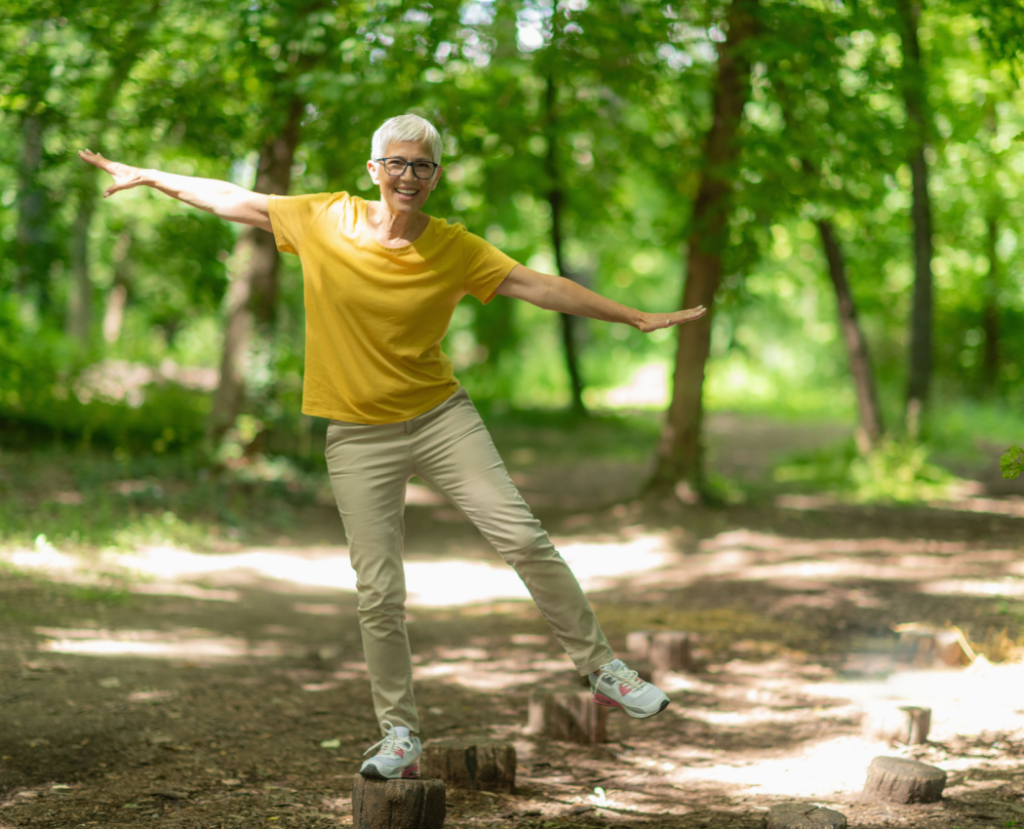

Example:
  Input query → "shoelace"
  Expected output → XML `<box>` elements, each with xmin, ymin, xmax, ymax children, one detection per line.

<box><xmin>363</xmin><ymin>720</ymin><xmax>414</xmax><ymax>757</ymax></box>
<box><xmin>601</xmin><ymin>664</ymin><xmax>645</xmax><ymax>691</ymax></box>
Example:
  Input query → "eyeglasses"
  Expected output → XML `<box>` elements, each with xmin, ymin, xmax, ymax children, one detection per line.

<box><xmin>375</xmin><ymin>157</ymin><xmax>439</xmax><ymax>180</ymax></box>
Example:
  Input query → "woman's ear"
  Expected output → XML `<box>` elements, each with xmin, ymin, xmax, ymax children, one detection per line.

<box><xmin>367</xmin><ymin>159</ymin><xmax>380</xmax><ymax>186</ymax></box>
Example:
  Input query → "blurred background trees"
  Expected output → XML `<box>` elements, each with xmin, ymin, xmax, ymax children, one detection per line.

<box><xmin>1</xmin><ymin>0</ymin><xmax>1022</xmax><ymax>497</ymax></box>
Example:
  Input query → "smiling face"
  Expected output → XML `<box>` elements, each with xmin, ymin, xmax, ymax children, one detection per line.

<box><xmin>368</xmin><ymin>140</ymin><xmax>443</xmax><ymax>217</ymax></box>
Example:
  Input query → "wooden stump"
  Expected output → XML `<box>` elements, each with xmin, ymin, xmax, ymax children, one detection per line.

<box><xmin>626</xmin><ymin>630</ymin><xmax>653</xmax><ymax>661</ymax></box>
<box><xmin>862</xmin><ymin>756</ymin><xmax>947</xmax><ymax>804</ymax></box>
<box><xmin>351</xmin><ymin>775</ymin><xmax>446</xmax><ymax>829</ymax></box>
<box><xmin>762</xmin><ymin>802</ymin><xmax>847</xmax><ymax>829</ymax></box>
<box><xmin>577</xmin><ymin>662</ymin><xmax>653</xmax><ymax>687</ymax></box>
<box><xmin>862</xmin><ymin>703</ymin><xmax>931</xmax><ymax>745</ymax></box>
<box><xmin>528</xmin><ymin>690</ymin><xmax>608</xmax><ymax>745</ymax></box>
<box><xmin>894</xmin><ymin>624</ymin><xmax>971</xmax><ymax>667</ymax></box>
<box><xmin>422</xmin><ymin>738</ymin><xmax>516</xmax><ymax>793</ymax></box>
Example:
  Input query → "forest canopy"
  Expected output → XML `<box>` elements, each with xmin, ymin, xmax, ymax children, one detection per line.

<box><xmin>2</xmin><ymin>0</ymin><xmax>1023</xmax><ymax>491</ymax></box>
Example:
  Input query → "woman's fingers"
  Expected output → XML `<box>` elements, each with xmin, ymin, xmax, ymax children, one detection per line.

<box><xmin>79</xmin><ymin>149</ymin><xmax>140</xmax><ymax>197</ymax></box>
<box><xmin>636</xmin><ymin>305</ymin><xmax>707</xmax><ymax>333</ymax></box>
<box><xmin>78</xmin><ymin>148</ymin><xmax>111</xmax><ymax>170</ymax></box>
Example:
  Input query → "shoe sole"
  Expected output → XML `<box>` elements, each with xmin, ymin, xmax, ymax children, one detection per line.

<box><xmin>594</xmin><ymin>693</ymin><xmax>670</xmax><ymax>719</ymax></box>
<box><xmin>360</xmin><ymin>762</ymin><xmax>420</xmax><ymax>780</ymax></box>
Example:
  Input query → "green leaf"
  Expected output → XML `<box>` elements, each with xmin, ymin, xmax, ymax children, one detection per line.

<box><xmin>1000</xmin><ymin>446</ymin><xmax>1024</xmax><ymax>480</ymax></box>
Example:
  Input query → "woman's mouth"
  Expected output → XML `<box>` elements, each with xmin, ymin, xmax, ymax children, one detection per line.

<box><xmin>395</xmin><ymin>188</ymin><xmax>418</xmax><ymax>197</ymax></box>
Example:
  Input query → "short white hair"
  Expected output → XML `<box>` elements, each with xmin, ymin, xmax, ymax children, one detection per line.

<box><xmin>371</xmin><ymin>114</ymin><xmax>442</xmax><ymax>164</ymax></box>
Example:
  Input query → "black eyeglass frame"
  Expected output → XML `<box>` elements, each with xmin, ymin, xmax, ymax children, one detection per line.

<box><xmin>374</xmin><ymin>157</ymin><xmax>440</xmax><ymax>180</ymax></box>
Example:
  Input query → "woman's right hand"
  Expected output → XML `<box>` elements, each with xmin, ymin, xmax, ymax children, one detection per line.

<box><xmin>78</xmin><ymin>149</ymin><xmax>148</xmax><ymax>198</ymax></box>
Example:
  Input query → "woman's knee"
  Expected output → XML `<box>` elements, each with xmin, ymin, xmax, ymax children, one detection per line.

<box><xmin>357</xmin><ymin>599</ymin><xmax>407</xmax><ymax>635</ymax></box>
<box><xmin>500</xmin><ymin>535</ymin><xmax>559</xmax><ymax>567</ymax></box>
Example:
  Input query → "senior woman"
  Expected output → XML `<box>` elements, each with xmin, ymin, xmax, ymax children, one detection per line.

<box><xmin>80</xmin><ymin>113</ymin><xmax>705</xmax><ymax>780</ymax></box>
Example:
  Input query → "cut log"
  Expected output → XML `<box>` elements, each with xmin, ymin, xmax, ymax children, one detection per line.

<box><xmin>528</xmin><ymin>690</ymin><xmax>608</xmax><ymax>745</ymax></box>
<box><xmin>351</xmin><ymin>775</ymin><xmax>446</xmax><ymax>829</ymax></box>
<box><xmin>577</xmin><ymin>662</ymin><xmax>653</xmax><ymax>687</ymax></box>
<box><xmin>422</xmin><ymin>739</ymin><xmax>516</xmax><ymax>793</ymax></box>
<box><xmin>626</xmin><ymin>630</ymin><xmax>654</xmax><ymax>661</ymax></box>
<box><xmin>649</xmin><ymin>632</ymin><xmax>692</xmax><ymax>672</ymax></box>
<box><xmin>894</xmin><ymin>624</ymin><xmax>972</xmax><ymax>667</ymax></box>
<box><xmin>862</xmin><ymin>756</ymin><xmax>946</xmax><ymax>804</ymax></box>
<box><xmin>862</xmin><ymin>703</ymin><xmax>931</xmax><ymax>745</ymax></box>
<box><xmin>762</xmin><ymin>802</ymin><xmax>847</xmax><ymax>829</ymax></box>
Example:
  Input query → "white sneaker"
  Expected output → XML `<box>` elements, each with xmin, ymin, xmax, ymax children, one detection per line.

<box><xmin>359</xmin><ymin>721</ymin><xmax>422</xmax><ymax>780</ymax></box>
<box><xmin>590</xmin><ymin>658</ymin><xmax>670</xmax><ymax>719</ymax></box>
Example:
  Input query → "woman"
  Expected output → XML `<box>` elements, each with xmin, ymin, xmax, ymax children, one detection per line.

<box><xmin>80</xmin><ymin>113</ymin><xmax>705</xmax><ymax>780</ymax></box>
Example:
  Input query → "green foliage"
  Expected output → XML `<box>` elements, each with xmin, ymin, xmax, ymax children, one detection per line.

<box><xmin>775</xmin><ymin>438</ymin><xmax>964</xmax><ymax>505</ymax></box>
<box><xmin>849</xmin><ymin>439</ymin><xmax>963</xmax><ymax>503</ymax></box>
<box><xmin>1002</xmin><ymin>445</ymin><xmax>1024</xmax><ymax>480</ymax></box>
<box><xmin>1</xmin><ymin>0</ymin><xmax>1023</xmax><ymax>467</ymax></box>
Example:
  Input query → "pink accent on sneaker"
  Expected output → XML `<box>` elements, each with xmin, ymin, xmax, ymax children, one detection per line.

<box><xmin>619</xmin><ymin>683</ymin><xmax>633</xmax><ymax>696</ymax></box>
<box><xmin>401</xmin><ymin>764</ymin><xmax>420</xmax><ymax>779</ymax></box>
<box><xmin>395</xmin><ymin>749</ymin><xmax>404</xmax><ymax>758</ymax></box>
<box><xmin>593</xmin><ymin>692</ymin><xmax>623</xmax><ymax>708</ymax></box>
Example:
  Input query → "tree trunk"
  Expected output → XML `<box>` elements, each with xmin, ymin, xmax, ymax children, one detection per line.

<box><xmin>15</xmin><ymin>112</ymin><xmax>56</xmax><ymax>309</ymax></box>
<box><xmin>817</xmin><ymin>219</ymin><xmax>885</xmax><ymax>447</ymax></box>
<box><xmin>773</xmin><ymin>75</ymin><xmax>886</xmax><ymax>450</ymax></box>
<box><xmin>68</xmin><ymin>195</ymin><xmax>98</xmax><ymax>343</ymax></box>
<box><xmin>13</xmin><ymin>25</ymin><xmax>58</xmax><ymax>312</ymax></box>
<box><xmin>648</xmin><ymin>0</ymin><xmax>758</xmax><ymax>497</ymax></box>
<box><xmin>102</xmin><ymin>230</ymin><xmax>132</xmax><ymax>344</ymax></box>
<box><xmin>208</xmin><ymin>96</ymin><xmax>303</xmax><ymax>442</ymax></box>
<box><xmin>897</xmin><ymin>0</ymin><xmax>934</xmax><ymax>438</ymax></box>
<box><xmin>66</xmin><ymin>0</ymin><xmax>163</xmax><ymax>345</ymax></box>
<box><xmin>544</xmin><ymin>74</ymin><xmax>586</xmax><ymax>415</ymax></box>
<box><xmin>981</xmin><ymin>213</ymin><xmax>1000</xmax><ymax>391</ymax></box>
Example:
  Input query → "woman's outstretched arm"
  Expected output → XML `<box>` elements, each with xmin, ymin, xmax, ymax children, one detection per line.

<box><xmin>494</xmin><ymin>264</ymin><xmax>706</xmax><ymax>333</ymax></box>
<box><xmin>78</xmin><ymin>149</ymin><xmax>272</xmax><ymax>232</ymax></box>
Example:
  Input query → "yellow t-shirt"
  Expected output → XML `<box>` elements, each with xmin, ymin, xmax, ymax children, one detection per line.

<box><xmin>268</xmin><ymin>191</ymin><xmax>518</xmax><ymax>424</ymax></box>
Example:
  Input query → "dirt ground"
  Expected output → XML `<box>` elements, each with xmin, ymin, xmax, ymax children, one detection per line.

<box><xmin>2</xmin><ymin>415</ymin><xmax>1024</xmax><ymax>829</ymax></box>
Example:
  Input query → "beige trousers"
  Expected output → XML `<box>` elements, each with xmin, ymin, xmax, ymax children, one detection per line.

<box><xmin>325</xmin><ymin>387</ymin><xmax>613</xmax><ymax>733</ymax></box>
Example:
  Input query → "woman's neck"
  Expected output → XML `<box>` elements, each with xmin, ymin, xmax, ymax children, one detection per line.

<box><xmin>365</xmin><ymin>201</ymin><xmax>429</xmax><ymax>248</ymax></box>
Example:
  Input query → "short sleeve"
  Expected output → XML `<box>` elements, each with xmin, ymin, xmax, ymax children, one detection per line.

<box><xmin>462</xmin><ymin>229</ymin><xmax>519</xmax><ymax>304</ymax></box>
<box><xmin>267</xmin><ymin>192</ymin><xmax>335</xmax><ymax>255</ymax></box>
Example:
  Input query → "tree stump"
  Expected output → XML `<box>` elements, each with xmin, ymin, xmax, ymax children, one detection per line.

<box><xmin>762</xmin><ymin>802</ymin><xmax>847</xmax><ymax>829</ymax></box>
<box><xmin>351</xmin><ymin>775</ymin><xmax>446</xmax><ymax>829</ymax></box>
<box><xmin>862</xmin><ymin>703</ymin><xmax>931</xmax><ymax>745</ymax></box>
<box><xmin>626</xmin><ymin>630</ymin><xmax>692</xmax><ymax>672</ymax></box>
<box><xmin>626</xmin><ymin>630</ymin><xmax>654</xmax><ymax>661</ymax></box>
<box><xmin>528</xmin><ymin>690</ymin><xmax>608</xmax><ymax>745</ymax></box>
<box><xmin>422</xmin><ymin>738</ymin><xmax>516</xmax><ymax>793</ymax></box>
<box><xmin>652</xmin><ymin>632</ymin><xmax>692</xmax><ymax>671</ymax></box>
<box><xmin>862</xmin><ymin>756</ymin><xmax>947</xmax><ymax>804</ymax></box>
<box><xmin>894</xmin><ymin>624</ymin><xmax>971</xmax><ymax>667</ymax></box>
<box><xmin>577</xmin><ymin>662</ymin><xmax>653</xmax><ymax>687</ymax></box>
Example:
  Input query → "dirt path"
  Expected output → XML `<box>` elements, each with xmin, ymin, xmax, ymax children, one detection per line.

<box><xmin>2</xmin><ymin>420</ymin><xmax>1023</xmax><ymax>829</ymax></box>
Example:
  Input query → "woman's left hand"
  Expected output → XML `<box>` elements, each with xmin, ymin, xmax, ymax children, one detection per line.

<box><xmin>634</xmin><ymin>305</ymin><xmax>707</xmax><ymax>333</ymax></box>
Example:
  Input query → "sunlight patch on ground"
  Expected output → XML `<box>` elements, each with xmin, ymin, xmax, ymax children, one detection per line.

<box><xmin>662</xmin><ymin>734</ymin><xmax>885</xmax><ymax>798</ymax></box>
<box><xmin>414</xmin><ymin>656</ymin><xmax>572</xmax><ymax>690</ymax></box>
<box><xmin>918</xmin><ymin>578</ymin><xmax>1024</xmax><ymax>598</ymax></box>
<box><xmin>35</xmin><ymin>626</ymin><xmax>294</xmax><ymax>661</ymax></box>
<box><xmin>4</xmin><ymin>533</ymin><xmax>678</xmax><ymax>608</ymax></box>
<box><xmin>809</xmin><ymin>658</ymin><xmax>1024</xmax><ymax>741</ymax></box>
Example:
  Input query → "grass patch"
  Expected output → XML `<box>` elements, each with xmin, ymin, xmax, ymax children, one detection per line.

<box><xmin>775</xmin><ymin>437</ymin><xmax>965</xmax><ymax>504</ymax></box>
<box><xmin>0</xmin><ymin>446</ymin><xmax>324</xmax><ymax>551</ymax></box>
